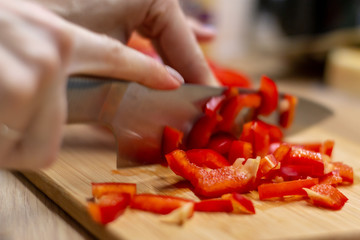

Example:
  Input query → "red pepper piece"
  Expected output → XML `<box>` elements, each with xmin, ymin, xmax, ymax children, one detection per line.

<box><xmin>284</xmin><ymin>148</ymin><xmax>325</xmax><ymax>174</ymax></box>
<box><xmin>186</xmin><ymin>149</ymin><xmax>230</xmax><ymax>169</ymax></box>
<box><xmin>256</xmin><ymin>75</ymin><xmax>279</xmax><ymax>116</ymax></box>
<box><xmin>320</xmin><ymin>170</ymin><xmax>343</xmax><ymax>185</ymax></box>
<box><xmin>240</xmin><ymin>120</ymin><xmax>270</xmax><ymax>157</ymax></box>
<box><xmin>304</xmin><ymin>184</ymin><xmax>348</xmax><ymax>210</ymax></box>
<box><xmin>280</xmin><ymin>164</ymin><xmax>325</xmax><ymax>179</ymax></box>
<box><xmin>228</xmin><ymin>140</ymin><xmax>253</xmax><ymax>164</ymax></box>
<box><xmin>161</xmin><ymin>126</ymin><xmax>184</xmax><ymax>156</ymax></box>
<box><xmin>204</xmin><ymin>95</ymin><xmax>226</xmax><ymax>116</ymax></box>
<box><xmin>272</xmin><ymin>144</ymin><xmax>291</xmax><ymax>162</ymax></box>
<box><xmin>217</xmin><ymin>93</ymin><xmax>261</xmax><ymax>132</ymax></box>
<box><xmin>257</xmin><ymin>154</ymin><xmax>278</xmax><ymax>178</ymax></box>
<box><xmin>288</xmin><ymin>140</ymin><xmax>335</xmax><ymax>157</ymax></box>
<box><xmin>207</xmin><ymin>132</ymin><xmax>237</xmax><ymax>156</ymax></box>
<box><xmin>92</xmin><ymin>182</ymin><xmax>137</xmax><ymax>199</ymax></box>
<box><xmin>261</xmin><ymin>121</ymin><xmax>284</xmax><ymax>143</ymax></box>
<box><xmin>332</xmin><ymin>162</ymin><xmax>354</xmax><ymax>184</ymax></box>
<box><xmin>166</xmin><ymin>150</ymin><xmax>255</xmax><ymax>197</ymax></box>
<box><xmin>194</xmin><ymin>199</ymin><xmax>233</xmax><ymax>212</ymax></box>
<box><xmin>130</xmin><ymin>194</ymin><xmax>193</xmax><ymax>215</ymax></box>
<box><xmin>212</xmin><ymin>67</ymin><xmax>252</xmax><ymax>88</ymax></box>
<box><xmin>222</xmin><ymin>192</ymin><xmax>255</xmax><ymax>214</ymax></box>
<box><xmin>279</xmin><ymin>94</ymin><xmax>298</xmax><ymax>128</ymax></box>
<box><xmin>88</xmin><ymin>193</ymin><xmax>130</xmax><ymax>225</ymax></box>
<box><xmin>187</xmin><ymin>114</ymin><xmax>222</xmax><ymax>149</ymax></box>
<box><xmin>258</xmin><ymin>178</ymin><xmax>319</xmax><ymax>200</ymax></box>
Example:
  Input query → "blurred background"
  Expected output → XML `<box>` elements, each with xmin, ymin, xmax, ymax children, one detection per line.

<box><xmin>180</xmin><ymin>0</ymin><xmax>360</xmax><ymax>96</ymax></box>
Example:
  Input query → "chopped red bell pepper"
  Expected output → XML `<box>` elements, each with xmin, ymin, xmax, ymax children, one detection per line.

<box><xmin>187</xmin><ymin>114</ymin><xmax>222</xmax><ymax>149</ymax></box>
<box><xmin>279</xmin><ymin>94</ymin><xmax>298</xmax><ymax>128</ymax></box>
<box><xmin>91</xmin><ymin>182</ymin><xmax>137</xmax><ymax>199</ymax></box>
<box><xmin>304</xmin><ymin>184</ymin><xmax>348</xmax><ymax>210</ymax></box>
<box><xmin>272</xmin><ymin>144</ymin><xmax>291</xmax><ymax>162</ymax></box>
<box><xmin>228</xmin><ymin>140</ymin><xmax>253</xmax><ymax>164</ymax></box>
<box><xmin>287</xmin><ymin>140</ymin><xmax>335</xmax><ymax>157</ymax></box>
<box><xmin>222</xmin><ymin>192</ymin><xmax>255</xmax><ymax>214</ymax></box>
<box><xmin>284</xmin><ymin>148</ymin><xmax>325</xmax><ymax>174</ymax></box>
<box><xmin>194</xmin><ymin>199</ymin><xmax>233</xmax><ymax>212</ymax></box>
<box><xmin>240</xmin><ymin>120</ymin><xmax>270</xmax><ymax>157</ymax></box>
<box><xmin>211</xmin><ymin>67</ymin><xmax>252</xmax><ymax>88</ymax></box>
<box><xmin>186</xmin><ymin>149</ymin><xmax>230</xmax><ymax>169</ymax></box>
<box><xmin>203</xmin><ymin>95</ymin><xmax>226</xmax><ymax>116</ymax></box>
<box><xmin>320</xmin><ymin>170</ymin><xmax>343</xmax><ymax>185</ymax></box>
<box><xmin>256</xmin><ymin>75</ymin><xmax>278</xmax><ymax>116</ymax></box>
<box><xmin>332</xmin><ymin>162</ymin><xmax>354</xmax><ymax>184</ymax></box>
<box><xmin>130</xmin><ymin>194</ymin><xmax>193</xmax><ymax>215</ymax></box>
<box><xmin>257</xmin><ymin>154</ymin><xmax>278</xmax><ymax>178</ymax></box>
<box><xmin>280</xmin><ymin>164</ymin><xmax>325</xmax><ymax>179</ymax></box>
<box><xmin>207</xmin><ymin>132</ymin><xmax>237</xmax><ymax>156</ymax></box>
<box><xmin>88</xmin><ymin>193</ymin><xmax>130</xmax><ymax>225</ymax></box>
<box><xmin>162</xmin><ymin>126</ymin><xmax>184</xmax><ymax>156</ymax></box>
<box><xmin>261</xmin><ymin>121</ymin><xmax>284</xmax><ymax>143</ymax></box>
<box><xmin>217</xmin><ymin>93</ymin><xmax>261</xmax><ymax>132</ymax></box>
<box><xmin>166</xmin><ymin>149</ymin><xmax>256</xmax><ymax>197</ymax></box>
<box><xmin>258</xmin><ymin>178</ymin><xmax>319</xmax><ymax>200</ymax></box>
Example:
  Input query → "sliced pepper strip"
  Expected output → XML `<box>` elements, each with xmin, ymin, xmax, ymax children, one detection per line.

<box><xmin>258</xmin><ymin>178</ymin><xmax>319</xmax><ymax>200</ymax></box>
<box><xmin>194</xmin><ymin>199</ymin><xmax>233</xmax><ymax>212</ymax></box>
<box><xmin>256</xmin><ymin>75</ymin><xmax>278</xmax><ymax>116</ymax></box>
<box><xmin>162</xmin><ymin>126</ymin><xmax>184</xmax><ymax>156</ymax></box>
<box><xmin>186</xmin><ymin>149</ymin><xmax>230</xmax><ymax>169</ymax></box>
<box><xmin>304</xmin><ymin>184</ymin><xmax>348</xmax><ymax>210</ymax></box>
<box><xmin>332</xmin><ymin>162</ymin><xmax>354</xmax><ymax>184</ymax></box>
<box><xmin>166</xmin><ymin>150</ymin><xmax>256</xmax><ymax>197</ymax></box>
<box><xmin>91</xmin><ymin>182</ymin><xmax>137</xmax><ymax>199</ymax></box>
<box><xmin>228</xmin><ymin>140</ymin><xmax>253</xmax><ymax>164</ymax></box>
<box><xmin>130</xmin><ymin>194</ymin><xmax>193</xmax><ymax>215</ymax></box>
<box><xmin>222</xmin><ymin>193</ymin><xmax>255</xmax><ymax>214</ymax></box>
<box><xmin>207</xmin><ymin>132</ymin><xmax>236</xmax><ymax>156</ymax></box>
<box><xmin>279</xmin><ymin>94</ymin><xmax>298</xmax><ymax>129</ymax></box>
<box><xmin>88</xmin><ymin>193</ymin><xmax>130</xmax><ymax>225</ymax></box>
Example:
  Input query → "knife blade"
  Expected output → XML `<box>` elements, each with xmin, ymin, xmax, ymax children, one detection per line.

<box><xmin>67</xmin><ymin>76</ymin><xmax>332</xmax><ymax>168</ymax></box>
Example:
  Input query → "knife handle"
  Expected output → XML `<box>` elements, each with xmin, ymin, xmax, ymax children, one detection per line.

<box><xmin>67</xmin><ymin>76</ymin><xmax>114</xmax><ymax>123</ymax></box>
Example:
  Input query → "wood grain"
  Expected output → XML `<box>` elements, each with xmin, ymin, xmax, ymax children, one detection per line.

<box><xmin>0</xmin><ymin>170</ymin><xmax>94</xmax><ymax>240</ymax></box>
<box><xmin>22</xmin><ymin>82</ymin><xmax>360</xmax><ymax>240</ymax></box>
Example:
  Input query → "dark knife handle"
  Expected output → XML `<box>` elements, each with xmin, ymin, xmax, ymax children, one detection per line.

<box><xmin>67</xmin><ymin>76</ymin><xmax>113</xmax><ymax>123</ymax></box>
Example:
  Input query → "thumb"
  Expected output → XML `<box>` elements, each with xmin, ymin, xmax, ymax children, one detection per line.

<box><xmin>66</xmin><ymin>24</ymin><xmax>184</xmax><ymax>89</ymax></box>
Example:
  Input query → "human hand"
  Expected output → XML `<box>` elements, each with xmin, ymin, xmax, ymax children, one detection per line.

<box><xmin>0</xmin><ymin>1</ymin><xmax>186</xmax><ymax>169</ymax></box>
<box><xmin>26</xmin><ymin>0</ymin><xmax>218</xmax><ymax>86</ymax></box>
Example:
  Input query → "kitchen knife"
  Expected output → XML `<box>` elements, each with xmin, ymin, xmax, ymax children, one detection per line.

<box><xmin>67</xmin><ymin>76</ymin><xmax>332</xmax><ymax>168</ymax></box>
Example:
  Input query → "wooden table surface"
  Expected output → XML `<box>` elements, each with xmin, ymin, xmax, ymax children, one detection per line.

<box><xmin>0</xmin><ymin>79</ymin><xmax>359</xmax><ymax>240</ymax></box>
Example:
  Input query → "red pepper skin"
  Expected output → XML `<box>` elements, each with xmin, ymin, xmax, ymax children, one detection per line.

<box><xmin>272</xmin><ymin>144</ymin><xmax>291</xmax><ymax>162</ymax></box>
<box><xmin>204</xmin><ymin>95</ymin><xmax>226</xmax><ymax>116</ymax></box>
<box><xmin>256</xmin><ymin>76</ymin><xmax>278</xmax><ymax>116</ymax></box>
<box><xmin>258</xmin><ymin>178</ymin><xmax>319</xmax><ymax>200</ymax></box>
<box><xmin>228</xmin><ymin>140</ymin><xmax>253</xmax><ymax>164</ymax></box>
<box><xmin>280</xmin><ymin>165</ymin><xmax>325</xmax><ymax>179</ymax></box>
<box><xmin>222</xmin><ymin>193</ymin><xmax>255</xmax><ymax>214</ymax></box>
<box><xmin>194</xmin><ymin>199</ymin><xmax>233</xmax><ymax>212</ymax></box>
<box><xmin>212</xmin><ymin>67</ymin><xmax>252</xmax><ymax>88</ymax></box>
<box><xmin>217</xmin><ymin>94</ymin><xmax>261</xmax><ymax>132</ymax></box>
<box><xmin>284</xmin><ymin>148</ymin><xmax>325</xmax><ymax>174</ymax></box>
<box><xmin>304</xmin><ymin>184</ymin><xmax>348</xmax><ymax>210</ymax></box>
<box><xmin>332</xmin><ymin>162</ymin><xmax>354</xmax><ymax>184</ymax></box>
<box><xmin>261</xmin><ymin>121</ymin><xmax>284</xmax><ymax>143</ymax></box>
<box><xmin>162</xmin><ymin>126</ymin><xmax>184</xmax><ymax>156</ymax></box>
<box><xmin>88</xmin><ymin>193</ymin><xmax>130</xmax><ymax>225</ymax></box>
<box><xmin>207</xmin><ymin>132</ymin><xmax>237</xmax><ymax>156</ymax></box>
<box><xmin>257</xmin><ymin>154</ymin><xmax>278</xmax><ymax>178</ymax></box>
<box><xmin>166</xmin><ymin>150</ymin><xmax>255</xmax><ymax>197</ymax></box>
<box><xmin>320</xmin><ymin>171</ymin><xmax>343</xmax><ymax>186</ymax></box>
<box><xmin>279</xmin><ymin>94</ymin><xmax>298</xmax><ymax>128</ymax></box>
<box><xmin>130</xmin><ymin>194</ymin><xmax>193</xmax><ymax>215</ymax></box>
<box><xmin>187</xmin><ymin>114</ymin><xmax>222</xmax><ymax>149</ymax></box>
<box><xmin>92</xmin><ymin>182</ymin><xmax>137</xmax><ymax>199</ymax></box>
<box><xmin>186</xmin><ymin>149</ymin><xmax>230</xmax><ymax>169</ymax></box>
<box><xmin>287</xmin><ymin>140</ymin><xmax>335</xmax><ymax>157</ymax></box>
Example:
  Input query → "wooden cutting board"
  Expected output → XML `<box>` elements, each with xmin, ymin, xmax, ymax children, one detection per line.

<box><xmin>22</xmin><ymin>83</ymin><xmax>360</xmax><ymax>240</ymax></box>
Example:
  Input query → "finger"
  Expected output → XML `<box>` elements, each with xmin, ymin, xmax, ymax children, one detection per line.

<box><xmin>66</xmin><ymin>24</ymin><xmax>184</xmax><ymax>90</ymax></box>
<box><xmin>139</xmin><ymin>0</ymin><xmax>219</xmax><ymax>86</ymax></box>
<box><xmin>187</xmin><ymin>17</ymin><xmax>216</xmax><ymax>42</ymax></box>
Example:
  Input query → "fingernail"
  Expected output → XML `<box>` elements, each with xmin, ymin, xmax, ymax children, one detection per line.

<box><xmin>165</xmin><ymin>65</ymin><xmax>184</xmax><ymax>85</ymax></box>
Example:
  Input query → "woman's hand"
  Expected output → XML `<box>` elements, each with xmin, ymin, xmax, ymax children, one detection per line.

<box><xmin>0</xmin><ymin>1</ymin><xmax>187</xmax><ymax>169</ymax></box>
<box><xmin>26</xmin><ymin>0</ymin><xmax>218</xmax><ymax>85</ymax></box>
